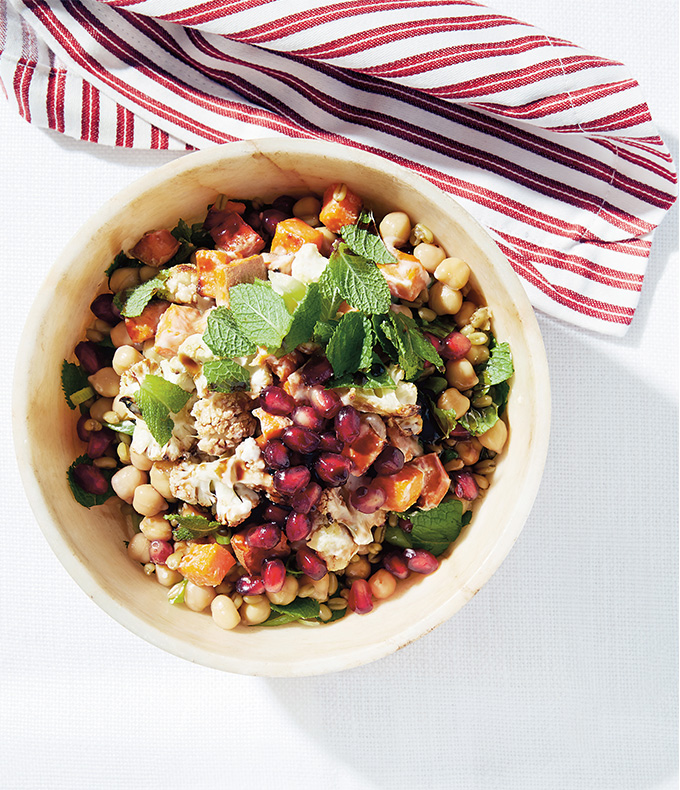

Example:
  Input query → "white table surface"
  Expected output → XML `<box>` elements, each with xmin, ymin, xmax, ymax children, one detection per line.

<box><xmin>1</xmin><ymin>3</ymin><xmax>677</xmax><ymax>789</ymax></box>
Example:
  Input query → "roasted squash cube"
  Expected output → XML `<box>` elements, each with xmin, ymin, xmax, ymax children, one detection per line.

<box><xmin>195</xmin><ymin>249</ymin><xmax>267</xmax><ymax>306</ymax></box>
<box><xmin>319</xmin><ymin>183</ymin><xmax>363</xmax><ymax>233</ymax></box>
<box><xmin>271</xmin><ymin>218</ymin><xmax>324</xmax><ymax>255</ymax></box>
<box><xmin>178</xmin><ymin>543</ymin><xmax>236</xmax><ymax>587</ymax></box>
<box><xmin>124</xmin><ymin>300</ymin><xmax>170</xmax><ymax>343</ymax></box>
<box><xmin>208</xmin><ymin>211</ymin><xmax>265</xmax><ymax>260</ymax></box>
<box><xmin>410</xmin><ymin>454</ymin><xmax>450</xmax><ymax>510</ymax></box>
<box><xmin>374</xmin><ymin>465</ymin><xmax>425</xmax><ymax>512</ymax></box>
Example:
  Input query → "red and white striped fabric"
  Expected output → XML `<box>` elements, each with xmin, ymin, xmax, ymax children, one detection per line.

<box><xmin>1</xmin><ymin>0</ymin><xmax>676</xmax><ymax>334</ymax></box>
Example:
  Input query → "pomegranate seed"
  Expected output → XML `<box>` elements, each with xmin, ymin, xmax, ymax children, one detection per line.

<box><xmin>263</xmin><ymin>439</ymin><xmax>290</xmax><ymax>470</ymax></box>
<box><xmin>349</xmin><ymin>485</ymin><xmax>387</xmax><ymax>514</ymax></box>
<box><xmin>74</xmin><ymin>341</ymin><xmax>104</xmax><ymax>375</ymax></box>
<box><xmin>315</xmin><ymin>453</ymin><xmax>351</xmax><ymax>487</ymax></box>
<box><xmin>318</xmin><ymin>432</ymin><xmax>343</xmax><ymax>453</ymax></box>
<box><xmin>292</xmin><ymin>405</ymin><xmax>325</xmax><ymax>432</ymax></box>
<box><xmin>404</xmin><ymin>548</ymin><xmax>439</xmax><ymax>575</ymax></box>
<box><xmin>291</xmin><ymin>482</ymin><xmax>322</xmax><ymax>514</ymax></box>
<box><xmin>440</xmin><ymin>331</ymin><xmax>472</xmax><ymax>360</ymax></box>
<box><xmin>423</xmin><ymin>332</ymin><xmax>442</xmax><ymax>352</ymax></box>
<box><xmin>281</xmin><ymin>426</ymin><xmax>320</xmax><ymax>454</ymax></box>
<box><xmin>335</xmin><ymin>406</ymin><xmax>361</xmax><ymax>444</ymax></box>
<box><xmin>383</xmin><ymin>553</ymin><xmax>410</xmax><ymax>579</ymax></box>
<box><xmin>300</xmin><ymin>357</ymin><xmax>333</xmax><ymax>386</ymax></box>
<box><xmin>347</xmin><ymin>579</ymin><xmax>373</xmax><ymax>614</ymax></box>
<box><xmin>453</xmin><ymin>470</ymin><xmax>479</xmax><ymax>500</ymax></box>
<box><xmin>76</xmin><ymin>415</ymin><xmax>92</xmax><ymax>443</ymax></box>
<box><xmin>71</xmin><ymin>463</ymin><xmax>110</xmax><ymax>496</ymax></box>
<box><xmin>90</xmin><ymin>293</ymin><xmax>121</xmax><ymax>325</ymax></box>
<box><xmin>372</xmin><ymin>446</ymin><xmax>405</xmax><ymax>476</ymax></box>
<box><xmin>272</xmin><ymin>194</ymin><xmax>296</xmax><ymax>214</ymax></box>
<box><xmin>274</xmin><ymin>465</ymin><xmax>311</xmax><ymax>496</ymax></box>
<box><xmin>149</xmin><ymin>540</ymin><xmax>173</xmax><ymax>564</ymax></box>
<box><xmin>309</xmin><ymin>386</ymin><xmax>342</xmax><ymax>419</ymax></box>
<box><xmin>87</xmin><ymin>428</ymin><xmax>115</xmax><ymax>459</ymax></box>
<box><xmin>296</xmin><ymin>547</ymin><xmax>327</xmax><ymax>580</ymax></box>
<box><xmin>263</xmin><ymin>503</ymin><xmax>290</xmax><ymax>525</ymax></box>
<box><xmin>245</xmin><ymin>523</ymin><xmax>281</xmax><ymax>550</ymax></box>
<box><xmin>262</xmin><ymin>559</ymin><xmax>287</xmax><ymax>593</ymax></box>
<box><xmin>398</xmin><ymin>518</ymin><xmax>413</xmax><ymax>533</ymax></box>
<box><xmin>261</xmin><ymin>208</ymin><xmax>289</xmax><ymax>237</ymax></box>
<box><xmin>243</xmin><ymin>208</ymin><xmax>262</xmax><ymax>232</ymax></box>
<box><xmin>259</xmin><ymin>385</ymin><xmax>295</xmax><ymax>416</ymax></box>
<box><xmin>235</xmin><ymin>575</ymin><xmax>266</xmax><ymax>595</ymax></box>
<box><xmin>286</xmin><ymin>511</ymin><xmax>311</xmax><ymax>542</ymax></box>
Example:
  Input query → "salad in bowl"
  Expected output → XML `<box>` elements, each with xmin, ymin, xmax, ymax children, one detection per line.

<box><xmin>63</xmin><ymin>181</ymin><xmax>513</xmax><ymax>631</ymax></box>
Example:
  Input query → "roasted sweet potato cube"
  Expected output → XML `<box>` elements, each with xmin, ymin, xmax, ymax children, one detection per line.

<box><xmin>154</xmin><ymin>303</ymin><xmax>207</xmax><ymax>358</ymax></box>
<box><xmin>342</xmin><ymin>414</ymin><xmax>386</xmax><ymax>476</ymax></box>
<box><xmin>124</xmin><ymin>300</ymin><xmax>170</xmax><ymax>343</ymax></box>
<box><xmin>195</xmin><ymin>249</ymin><xmax>267</xmax><ymax>306</ymax></box>
<box><xmin>253</xmin><ymin>408</ymin><xmax>292</xmax><ymax>441</ymax></box>
<box><xmin>410</xmin><ymin>454</ymin><xmax>450</xmax><ymax>510</ymax></box>
<box><xmin>378</xmin><ymin>253</ymin><xmax>430</xmax><ymax>302</ymax></box>
<box><xmin>178</xmin><ymin>543</ymin><xmax>236</xmax><ymax>587</ymax></box>
<box><xmin>131</xmin><ymin>229</ymin><xmax>180</xmax><ymax>267</ymax></box>
<box><xmin>319</xmin><ymin>183</ymin><xmax>363</xmax><ymax>233</ymax></box>
<box><xmin>270</xmin><ymin>218</ymin><xmax>324</xmax><ymax>255</ymax></box>
<box><xmin>374</xmin><ymin>465</ymin><xmax>425</xmax><ymax>512</ymax></box>
<box><xmin>208</xmin><ymin>211</ymin><xmax>265</xmax><ymax>260</ymax></box>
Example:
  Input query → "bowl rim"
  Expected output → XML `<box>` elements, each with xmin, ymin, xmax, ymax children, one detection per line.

<box><xmin>12</xmin><ymin>138</ymin><xmax>551</xmax><ymax>676</ymax></box>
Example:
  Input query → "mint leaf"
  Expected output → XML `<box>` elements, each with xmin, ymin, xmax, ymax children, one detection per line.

<box><xmin>340</xmin><ymin>210</ymin><xmax>397</xmax><ymax>265</ymax></box>
<box><xmin>381</xmin><ymin>318</ymin><xmax>422</xmax><ymax>380</ymax></box>
<box><xmin>164</xmin><ymin>513</ymin><xmax>221</xmax><ymax>540</ymax></box>
<box><xmin>283</xmin><ymin>281</ymin><xmax>322</xmax><ymax>353</ymax></box>
<box><xmin>105</xmin><ymin>251</ymin><xmax>141</xmax><ymax>278</ymax></box>
<box><xmin>271</xmin><ymin>598</ymin><xmax>320</xmax><ymax>619</ymax></box>
<box><xmin>203</xmin><ymin>307</ymin><xmax>256</xmax><ymax>357</ymax></box>
<box><xmin>61</xmin><ymin>361</ymin><xmax>90</xmax><ymax>410</ymax></box>
<box><xmin>168</xmin><ymin>579</ymin><xmax>188</xmax><ymax>605</ymax></box>
<box><xmin>317</xmin><ymin>265</ymin><xmax>343</xmax><ymax>321</ymax></box>
<box><xmin>384</xmin><ymin>524</ymin><xmax>414</xmax><ymax>549</ymax></box>
<box><xmin>119</xmin><ymin>270</ymin><xmax>171</xmax><ymax>318</ymax></box>
<box><xmin>202</xmin><ymin>358</ymin><xmax>250</xmax><ymax>392</ymax></box>
<box><xmin>135</xmin><ymin>375</ymin><xmax>192</xmax><ymax>447</ymax></box>
<box><xmin>458</xmin><ymin>403</ymin><xmax>499</xmax><ymax>436</ymax></box>
<box><xmin>313</xmin><ymin>319</ymin><xmax>339</xmax><ymax>345</ymax></box>
<box><xmin>104</xmin><ymin>419</ymin><xmax>136</xmax><ymax>435</ymax></box>
<box><xmin>228</xmin><ymin>281</ymin><xmax>293</xmax><ymax>350</ymax></box>
<box><xmin>421</xmin><ymin>315</ymin><xmax>457</xmax><ymax>339</ymax></box>
<box><xmin>483</xmin><ymin>342</ymin><xmax>514</xmax><ymax>386</ymax></box>
<box><xmin>432</xmin><ymin>404</ymin><xmax>459</xmax><ymax>438</ymax></box>
<box><xmin>326</xmin><ymin>243</ymin><xmax>391</xmax><ymax>314</ymax></box>
<box><xmin>388</xmin><ymin>312</ymin><xmax>443</xmax><ymax>376</ymax></box>
<box><xmin>67</xmin><ymin>456</ymin><xmax>115</xmax><ymax>508</ymax></box>
<box><xmin>409</xmin><ymin>500</ymin><xmax>464</xmax><ymax>556</ymax></box>
<box><xmin>325</xmin><ymin>312</ymin><xmax>373</xmax><ymax>378</ymax></box>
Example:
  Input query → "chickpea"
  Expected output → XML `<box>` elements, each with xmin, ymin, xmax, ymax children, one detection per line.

<box><xmin>456</xmin><ymin>438</ymin><xmax>482</xmax><ymax>466</ymax></box>
<box><xmin>142</xmin><ymin>339</ymin><xmax>163</xmax><ymax>362</ymax></box>
<box><xmin>89</xmin><ymin>397</ymin><xmax>114</xmax><ymax>423</ymax></box>
<box><xmin>111</xmin><ymin>466</ymin><xmax>148</xmax><ymax>504</ymax></box>
<box><xmin>211</xmin><ymin>595</ymin><xmax>241</xmax><ymax>630</ymax></box>
<box><xmin>446</xmin><ymin>359</ymin><xmax>479</xmax><ymax>390</ymax></box>
<box><xmin>454</xmin><ymin>301</ymin><xmax>477</xmax><ymax>327</ymax></box>
<box><xmin>437</xmin><ymin>388</ymin><xmax>470</xmax><ymax>419</ymax></box>
<box><xmin>369</xmin><ymin>569</ymin><xmax>397</xmax><ymax>600</ymax></box>
<box><xmin>478</xmin><ymin>418</ymin><xmax>508</xmax><ymax>454</ymax></box>
<box><xmin>434</xmin><ymin>257</ymin><xmax>470</xmax><ymax>291</ymax></box>
<box><xmin>413</xmin><ymin>243</ymin><xmax>446</xmax><ymax>273</ymax></box>
<box><xmin>112</xmin><ymin>345</ymin><xmax>143</xmax><ymax>375</ymax></box>
<box><xmin>428</xmin><ymin>281</ymin><xmax>463</xmax><ymax>316</ymax></box>
<box><xmin>150</xmin><ymin>462</ymin><xmax>175</xmax><ymax>501</ymax></box>
<box><xmin>465</xmin><ymin>344</ymin><xmax>490</xmax><ymax>366</ymax></box>
<box><xmin>240</xmin><ymin>595</ymin><xmax>271</xmax><ymax>625</ymax></box>
<box><xmin>293</xmin><ymin>196</ymin><xmax>321</xmax><ymax>226</ymax></box>
<box><xmin>298</xmin><ymin>573</ymin><xmax>330</xmax><ymax>601</ymax></box>
<box><xmin>88</xmin><ymin>367</ymin><xmax>121</xmax><ymax>398</ymax></box>
<box><xmin>344</xmin><ymin>556</ymin><xmax>371</xmax><ymax>581</ymax></box>
<box><xmin>138</xmin><ymin>265</ymin><xmax>157</xmax><ymax>283</ymax></box>
<box><xmin>316</xmin><ymin>226</ymin><xmax>337</xmax><ymax>257</ymax></box>
<box><xmin>132</xmin><ymin>484</ymin><xmax>168</xmax><ymax>517</ymax></box>
<box><xmin>140</xmin><ymin>514</ymin><xmax>172</xmax><ymax>541</ymax></box>
<box><xmin>130</xmin><ymin>449</ymin><xmax>153</xmax><ymax>472</ymax></box>
<box><xmin>127</xmin><ymin>533</ymin><xmax>150</xmax><ymax>564</ymax></box>
<box><xmin>390</xmin><ymin>304</ymin><xmax>413</xmax><ymax>319</ymax></box>
<box><xmin>379</xmin><ymin>211</ymin><xmax>411</xmax><ymax>247</ymax></box>
<box><xmin>184</xmin><ymin>582</ymin><xmax>216</xmax><ymax>612</ymax></box>
<box><xmin>109</xmin><ymin>266</ymin><xmax>141</xmax><ymax>293</ymax></box>
<box><xmin>267</xmin><ymin>575</ymin><xmax>298</xmax><ymax>606</ymax></box>
<box><xmin>155</xmin><ymin>565</ymin><xmax>182</xmax><ymax>587</ymax></box>
<box><xmin>110</xmin><ymin>321</ymin><xmax>135</xmax><ymax>348</ymax></box>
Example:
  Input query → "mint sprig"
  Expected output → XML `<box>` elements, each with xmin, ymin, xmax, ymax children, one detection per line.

<box><xmin>228</xmin><ymin>281</ymin><xmax>293</xmax><ymax>351</ymax></box>
<box><xmin>134</xmin><ymin>375</ymin><xmax>192</xmax><ymax>447</ymax></box>
<box><xmin>325</xmin><ymin>243</ymin><xmax>391</xmax><ymax>314</ymax></box>
<box><xmin>325</xmin><ymin>312</ymin><xmax>374</xmax><ymax>378</ymax></box>
<box><xmin>61</xmin><ymin>360</ymin><xmax>90</xmax><ymax>410</ymax></box>
<box><xmin>260</xmin><ymin>597</ymin><xmax>321</xmax><ymax>626</ymax></box>
<box><xmin>386</xmin><ymin>500</ymin><xmax>465</xmax><ymax>556</ymax></box>
<box><xmin>119</xmin><ymin>270</ymin><xmax>171</xmax><ymax>318</ymax></box>
<box><xmin>202</xmin><ymin>358</ymin><xmax>250</xmax><ymax>392</ymax></box>
<box><xmin>283</xmin><ymin>281</ymin><xmax>322</xmax><ymax>353</ymax></box>
<box><xmin>340</xmin><ymin>210</ymin><xmax>397</xmax><ymax>265</ymax></box>
<box><xmin>203</xmin><ymin>306</ymin><xmax>256</xmax><ymax>357</ymax></box>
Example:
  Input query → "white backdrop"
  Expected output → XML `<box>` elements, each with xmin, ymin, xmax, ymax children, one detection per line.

<box><xmin>1</xmin><ymin>2</ymin><xmax>677</xmax><ymax>788</ymax></box>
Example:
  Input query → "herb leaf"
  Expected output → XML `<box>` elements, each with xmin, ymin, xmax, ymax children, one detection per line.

<box><xmin>326</xmin><ymin>243</ymin><xmax>391</xmax><ymax>314</ymax></box>
<box><xmin>164</xmin><ymin>513</ymin><xmax>221</xmax><ymax>540</ymax></box>
<box><xmin>409</xmin><ymin>500</ymin><xmax>465</xmax><ymax>556</ymax></box>
<box><xmin>168</xmin><ymin>579</ymin><xmax>188</xmax><ymax>605</ymax></box>
<box><xmin>458</xmin><ymin>403</ymin><xmax>499</xmax><ymax>436</ymax></box>
<box><xmin>61</xmin><ymin>361</ymin><xmax>90</xmax><ymax>410</ymax></box>
<box><xmin>105</xmin><ymin>251</ymin><xmax>141</xmax><ymax>278</ymax></box>
<box><xmin>483</xmin><ymin>342</ymin><xmax>514</xmax><ymax>386</ymax></box>
<box><xmin>202</xmin><ymin>358</ymin><xmax>250</xmax><ymax>392</ymax></box>
<box><xmin>283</xmin><ymin>281</ymin><xmax>322</xmax><ymax>353</ymax></box>
<box><xmin>119</xmin><ymin>270</ymin><xmax>171</xmax><ymax>318</ymax></box>
<box><xmin>325</xmin><ymin>312</ymin><xmax>373</xmax><ymax>378</ymax></box>
<box><xmin>340</xmin><ymin>210</ymin><xmax>397</xmax><ymax>265</ymax></box>
<box><xmin>260</xmin><ymin>597</ymin><xmax>321</xmax><ymax>626</ymax></box>
<box><xmin>432</xmin><ymin>404</ymin><xmax>459</xmax><ymax>438</ymax></box>
<box><xmin>135</xmin><ymin>375</ymin><xmax>192</xmax><ymax>447</ymax></box>
<box><xmin>228</xmin><ymin>281</ymin><xmax>293</xmax><ymax>350</ymax></box>
<box><xmin>203</xmin><ymin>307</ymin><xmax>256</xmax><ymax>357</ymax></box>
<box><xmin>67</xmin><ymin>456</ymin><xmax>115</xmax><ymax>508</ymax></box>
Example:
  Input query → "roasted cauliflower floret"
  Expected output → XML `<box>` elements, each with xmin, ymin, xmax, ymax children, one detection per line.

<box><xmin>339</xmin><ymin>365</ymin><xmax>418</xmax><ymax>417</ymax></box>
<box><xmin>130</xmin><ymin>403</ymin><xmax>197</xmax><ymax>462</ymax></box>
<box><xmin>314</xmin><ymin>487</ymin><xmax>385</xmax><ymax>549</ymax></box>
<box><xmin>168</xmin><ymin>457</ymin><xmax>259</xmax><ymax>526</ymax></box>
<box><xmin>308</xmin><ymin>521</ymin><xmax>360</xmax><ymax>572</ymax></box>
<box><xmin>386</xmin><ymin>415</ymin><xmax>424</xmax><ymax>462</ymax></box>
<box><xmin>158</xmin><ymin>264</ymin><xmax>200</xmax><ymax>305</ymax></box>
<box><xmin>190</xmin><ymin>392</ymin><xmax>256</xmax><ymax>456</ymax></box>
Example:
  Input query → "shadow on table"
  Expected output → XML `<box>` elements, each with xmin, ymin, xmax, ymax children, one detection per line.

<box><xmin>265</xmin><ymin>327</ymin><xmax>678</xmax><ymax>790</ymax></box>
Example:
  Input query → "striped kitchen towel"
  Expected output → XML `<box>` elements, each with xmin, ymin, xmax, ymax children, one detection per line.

<box><xmin>0</xmin><ymin>0</ymin><xmax>676</xmax><ymax>335</ymax></box>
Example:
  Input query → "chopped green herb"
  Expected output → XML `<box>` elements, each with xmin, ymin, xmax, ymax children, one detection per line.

<box><xmin>119</xmin><ymin>270</ymin><xmax>171</xmax><ymax>318</ymax></box>
<box><xmin>202</xmin><ymin>358</ymin><xmax>250</xmax><ymax>392</ymax></box>
<box><xmin>259</xmin><ymin>597</ymin><xmax>321</xmax><ymax>626</ymax></box>
<box><xmin>228</xmin><ymin>281</ymin><xmax>293</xmax><ymax>351</ymax></box>
<box><xmin>168</xmin><ymin>579</ymin><xmax>188</xmax><ymax>605</ymax></box>
<box><xmin>170</xmin><ymin>218</ymin><xmax>213</xmax><ymax>264</ymax></box>
<box><xmin>325</xmin><ymin>312</ymin><xmax>374</xmax><ymax>378</ymax></box>
<box><xmin>483</xmin><ymin>342</ymin><xmax>514</xmax><ymax>386</ymax></box>
<box><xmin>134</xmin><ymin>375</ymin><xmax>192</xmax><ymax>447</ymax></box>
<box><xmin>325</xmin><ymin>243</ymin><xmax>391</xmax><ymax>314</ymax></box>
<box><xmin>203</xmin><ymin>306</ymin><xmax>256</xmax><ymax>358</ymax></box>
<box><xmin>339</xmin><ymin>210</ymin><xmax>397</xmax><ymax>265</ymax></box>
<box><xmin>283</xmin><ymin>281</ymin><xmax>322</xmax><ymax>353</ymax></box>
<box><xmin>105</xmin><ymin>250</ymin><xmax>142</xmax><ymax>279</ymax></box>
<box><xmin>61</xmin><ymin>361</ymin><xmax>90</xmax><ymax>410</ymax></box>
<box><xmin>458</xmin><ymin>403</ymin><xmax>499</xmax><ymax>436</ymax></box>
<box><xmin>106</xmin><ymin>419</ymin><xmax>136</xmax><ymax>436</ymax></box>
<box><xmin>164</xmin><ymin>513</ymin><xmax>221</xmax><ymax>540</ymax></box>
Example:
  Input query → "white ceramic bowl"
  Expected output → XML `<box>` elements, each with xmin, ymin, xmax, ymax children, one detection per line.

<box><xmin>13</xmin><ymin>139</ymin><xmax>550</xmax><ymax>676</ymax></box>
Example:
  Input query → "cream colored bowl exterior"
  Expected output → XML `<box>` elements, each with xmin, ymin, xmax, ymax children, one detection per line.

<box><xmin>13</xmin><ymin>139</ymin><xmax>550</xmax><ymax>676</ymax></box>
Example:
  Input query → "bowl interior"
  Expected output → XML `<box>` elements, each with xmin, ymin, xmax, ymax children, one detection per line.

<box><xmin>13</xmin><ymin>139</ymin><xmax>550</xmax><ymax>676</ymax></box>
